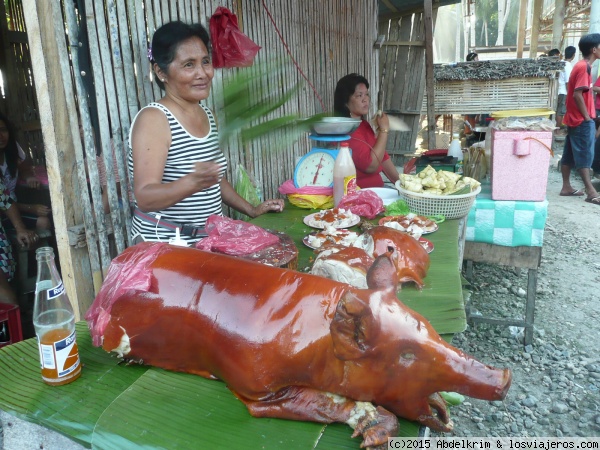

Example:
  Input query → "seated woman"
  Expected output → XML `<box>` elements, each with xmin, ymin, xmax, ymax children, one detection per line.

<box><xmin>0</xmin><ymin>181</ymin><xmax>38</xmax><ymax>305</ymax></box>
<box><xmin>334</xmin><ymin>74</ymin><xmax>400</xmax><ymax>188</ymax></box>
<box><xmin>129</xmin><ymin>21</ymin><xmax>283</xmax><ymax>244</ymax></box>
<box><xmin>0</xmin><ymin>112</ymin><xmax>51</xmax><ymax>232</ymax></box>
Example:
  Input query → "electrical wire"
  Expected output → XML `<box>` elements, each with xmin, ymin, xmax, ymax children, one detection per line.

<box><xmin>260</xmin><ymin>0</ymin><xmax>326</xmax><ymax>112</ymax></box>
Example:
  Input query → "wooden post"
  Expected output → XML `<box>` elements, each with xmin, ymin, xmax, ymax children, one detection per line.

<box><xmin>423</xmin><ymin>0</ymin><xmax>436</xmax><ymax>150</ymax></box>
<box><xmin>551</xmin><ymin>0</ymin><xmax>565</xmax><ymax>51</ymax></box>
<box><xmin>529</xmin><ymin>0</ymin><xmax>543</xmax><ymax>58</ymax></box>
<box><xmin>22</xmin><ymin>0</ymin><xmax>95</xmax><ymax>319</ymax></box>
<box><xmin>516</xmin><ymin>0</ymin><xmax>528</xmax><ymax>58</ymax></box>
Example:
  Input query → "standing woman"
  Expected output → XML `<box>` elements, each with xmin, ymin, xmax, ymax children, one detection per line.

<box><xmin>129</xmin><ymin>21</ymin><xmax>283</xmax><ymax>244</ymax></box>
<box><xmin>334</xmin><ymin>74</ymin><xmax>399</xmax><ymax>188</ymax></box>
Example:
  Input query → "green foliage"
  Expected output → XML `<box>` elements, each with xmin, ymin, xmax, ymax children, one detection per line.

<box><xmin>218</xmin><ymin>59</ymin><xmax>327</xmax><ymax>149</ymax></box>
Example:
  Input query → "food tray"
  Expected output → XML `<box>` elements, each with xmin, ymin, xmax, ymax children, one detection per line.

<box><xmin>395</xmin><ymin>185</ymin><xmax>481</xmax><ymax>219</ymax></box>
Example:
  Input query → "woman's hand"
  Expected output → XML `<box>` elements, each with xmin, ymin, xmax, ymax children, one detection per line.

<box><xmin>187</xmin><ymin>161</ymin><xmax>223</xmax><ymax>191</ymax></box>
<box><xmin>25</xmin><ymin>176</ymin><xmax>41</xmax><ymax>189</ymax></box>
<box><xmin>29</xmin><ymin>204</ymin><xmax>51</xmax><ymax>217</ymax></box>
<box><xmin>250</xmin><ymin>199</ymin><xmax>285</xmax><ymax>217</ymax></box>
<box><xmin>15</xmin><ymin>228</ymin><xmax>38</xmax><ymax>248</ymax></box>
<box><xmin>374</xmin><ymin>112</ymin><xmax>390</xmax><ymax>133</ymax></box>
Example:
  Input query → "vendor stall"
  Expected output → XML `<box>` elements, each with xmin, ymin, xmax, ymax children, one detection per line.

<box><xmin>0</xmin><ymin>204</ymin><xmax>467</xmax><ymax>449</ymax></box>
<box><xmin>463</xmin><ymin>183</ymin><xmax>548</xmax><ymax>346</ymax></box>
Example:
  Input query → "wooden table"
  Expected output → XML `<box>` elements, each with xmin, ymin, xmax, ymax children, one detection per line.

<box><xmin>463</xmin><ymin>242</ymin><xmax>541</xmax><ymax>346</ymax></box>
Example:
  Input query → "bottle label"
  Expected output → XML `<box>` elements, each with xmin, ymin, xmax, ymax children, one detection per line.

<box><xmin>47</xmin><ymin>281</ymin><xmax>65</xmax><ymax>300</ymax></box>
<box><xmin>38</xmin><ymin>329</ymin><xmax>80</xmax><ymax>378</ymax></box>
<box><xmin>344</xmin><ymin>175</ymin><xmax>357</xmax><ymax>194</ymax></box>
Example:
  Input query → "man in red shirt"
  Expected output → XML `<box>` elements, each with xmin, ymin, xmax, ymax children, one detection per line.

<box><xmin>560</xmin><ymin>33</ymin><xmax>600</xmax><ymax>204</ymax></box>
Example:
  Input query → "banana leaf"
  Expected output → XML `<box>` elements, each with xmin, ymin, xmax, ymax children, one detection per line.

<box><xmin>0</xmin><ymin>207</ymin><xmax>463</xmax><ymax>448</ymax></box>
<box><xmin>217</xmin><ymin>59</ymin><xmax>327</xmax><ymax>148</ymax></box>
<box><xmin>0</xmin><ymin>322</ymin><xmax>421</xmax><ymax>449</ymax></box>
<box><xmin>251</xmin><ymin>204</ymin><xmax>466</xmax><ymax>335</ymax></box>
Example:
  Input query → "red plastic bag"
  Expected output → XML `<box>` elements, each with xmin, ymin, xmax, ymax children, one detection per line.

<box><xmin>195</xmin><ymin>215</ymin><xmax>278</xmax><ymax>256</ymax></box>
<box><xmin>85</xmin><ymin>242</ymin><xmax>167</xmax><ymax>346</ymax></box>
<box><xmin>337</xmin><ymin>190</ymin><xmax>384</xmax><ymax>220</ymax></box>
<box><xmin>209</xmin><ymin>7</ymin><xmax>261</xmax><ymax>68</ymax></box>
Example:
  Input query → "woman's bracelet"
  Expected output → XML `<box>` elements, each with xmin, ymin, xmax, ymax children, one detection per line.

<box><xmin>379</xmin><ymin>128</ymin><xmax>389</xmax><ymax>134</ymax></box>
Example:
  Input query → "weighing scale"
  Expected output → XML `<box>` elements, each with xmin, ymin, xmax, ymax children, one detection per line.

<box><xmin>293</xmin><ymin>134</ymin><xmax>350</xmax><ymax>188</ymax></box>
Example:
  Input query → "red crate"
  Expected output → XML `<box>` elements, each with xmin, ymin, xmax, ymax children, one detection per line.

<box><xmin>0</xmin><ymin>303</ymin><xmax>23</xmax><ymax>348</ymax></box>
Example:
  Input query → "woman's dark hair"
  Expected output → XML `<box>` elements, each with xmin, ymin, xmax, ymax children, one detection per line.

<box><xmin>149</xmin><ymin>21</ymin><xmax>211</xmax><ymax>90</ymax></box>
<box><xmin>578</xmin><ymin>33</ymin><xmax>600</xmax><ymax>58</ymax></box>
<box><xmin>0</xmin><ymin>111</ymin><xmax>20</xmax><ymax>179</ymax></box>
<box><xmin>466</xmin><ymin>52</ymin><xmax>478</xmax><ymax>62</ymax></box>
<box><xmin>334</xmin><ymin>73</ymin><xmax>369</xmax><ymax>117</ymax></box>
<box><xmin>564</xmin><ymin>46</ymin><xmax>577</xmax><ymax>60</ymax></box>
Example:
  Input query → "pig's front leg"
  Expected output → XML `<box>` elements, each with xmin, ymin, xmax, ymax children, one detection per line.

<box><xmin>240</xmin><ymin>386</ymin><xmax>398</xmax><ymax>448</ymax></box>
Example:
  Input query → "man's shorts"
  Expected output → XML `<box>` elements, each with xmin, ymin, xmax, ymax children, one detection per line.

<box><xmin>561</xmin><ymin>120</ymin><xmax>596</xmax><ymax>169</ymax></box>
<box><xmin>557</xmin><ymin>94</ymin><xmax>567</xmax><ymax>116</ymax></box>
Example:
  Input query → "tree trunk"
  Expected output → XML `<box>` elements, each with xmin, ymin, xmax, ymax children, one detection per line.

<box><xmin>551</xmin><ymin>0</ymin><xmax>565</xmax><ymax>50</ymax></box>
<box><xmin>591</xmin><ymin>0</ymin><xmax>600</xmax><ymax>33</ymax></box>
<box><xmin>496</xmin><ymin>0</ymin><xmax>512</xmax><ymax>46</ymax></box>
<box><xmin>456</xmin><ymin>3</ymin><xmax>462</xmax><ymax>62</ymax></box>
<box><xmin>516</xmin><ymin>0</ymin><xmax>528</xmax><ymax>58</ymax></box>
<box><xmin>529</xmin><ymin>0</ymin><xmax>543</xmax><ymax>58</ymax></box>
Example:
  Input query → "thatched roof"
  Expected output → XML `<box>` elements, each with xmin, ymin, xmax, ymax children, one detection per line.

<box><xmin>434</xmin><ymin>58</ymin><xmax>564</xmax><ymax>81</ymax></box>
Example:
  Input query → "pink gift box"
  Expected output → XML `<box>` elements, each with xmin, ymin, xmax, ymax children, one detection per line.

<box><xmin>490</xmin><ymin>130</ymin><xmax>553</xmax><ymax>201</ymax></box>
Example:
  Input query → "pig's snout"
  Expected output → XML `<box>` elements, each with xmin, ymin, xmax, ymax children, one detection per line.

<box><xmin>496</xmin><ymin>368</ymin><xmax>512</xmax><ymax>400</ymax></box>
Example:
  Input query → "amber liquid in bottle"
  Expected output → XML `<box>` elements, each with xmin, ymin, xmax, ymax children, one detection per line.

<box><xmin>33</xmin><ymin>247</ymin><xmax>82</xmax><ymax>386</ymax></box>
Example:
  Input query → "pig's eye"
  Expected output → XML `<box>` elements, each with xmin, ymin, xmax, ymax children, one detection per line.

<box><xmin>400</xmin><ymin>352</ymin><xmax>415</xmax><ymax>361</ymax></box>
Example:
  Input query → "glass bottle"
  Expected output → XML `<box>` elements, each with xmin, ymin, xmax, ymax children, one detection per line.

<box><xmin>33</xmin><ymin>247</ymin><xmax>81</xmax><ymax>386</ymax></box>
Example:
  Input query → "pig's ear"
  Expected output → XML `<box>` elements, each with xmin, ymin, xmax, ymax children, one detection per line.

<box><xmin>366</xmin><ymin>247</ymin><xmax>398</xmax><ymax>291</ymax></box>
<box><xmin>330</xmin><ymin>291</ymin><xmax>376</xmax><ymax>360</ymax></box>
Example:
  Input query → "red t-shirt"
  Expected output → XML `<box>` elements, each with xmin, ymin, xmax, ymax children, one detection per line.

<box><xmin>594</xmin><ymin>76</ymin><xmax>600</xmax><ymax>110</ymax></box>
<box><xmin>348</xmin><ymin>120</ymin><xmax>391</xmax><ymax>188</ymax></box>
<box><xmin>563</xmin><ymin>59</ymin><xmax>596</xmax><ymax>127</ymax></box>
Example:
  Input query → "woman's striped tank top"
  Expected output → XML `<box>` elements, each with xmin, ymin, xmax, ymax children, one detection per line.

<box><xmin>128</xmin><ymin>102</ymin><xmax>227</xmax><ymax>243</ymax></box>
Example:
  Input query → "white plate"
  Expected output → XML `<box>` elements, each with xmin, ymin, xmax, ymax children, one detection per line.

<box><xmin>378</xmin><ymin>215</ymin><xmax>438</xmax><ymax>234</ymax></box>
<box><xmin>361</xmin><ymin>187</ymin><xmax>400</xmax><ymax>206</ymax></box>
<box><xmin>303</xmin><ymin>211</ymin><xmax>360</xmax><ymax>229</ymax></box>
<box><xmin>418</xmin><ymin>237</ymin><xmax>434</xmax><ymax>253</ymax></box>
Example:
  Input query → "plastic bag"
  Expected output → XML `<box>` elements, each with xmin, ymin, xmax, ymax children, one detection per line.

<box><xmin>209</xmin><ymin>7</ymin><xmax>261</xmax><ymax>68</ymax></box>
<box><xmin>288</xmin><ymin>194</ymin><xmax>333</xmax><ymax>210</ymax></box>
<box><xmin>195</xmin><ymin>215</ymin><xmax>278</xmax><ymax>256</ymax></box>
<box><xmin>232</xmin><ymin>165</ymin><xmax>262</xmax><ymax>221</ymax></box>
<box><xmin>86</xmin><ymin>242</ymin><xmax>167</xmax><ymax>346</ymax></box>
<box><xmin>278</xmin><ymin>179</ymin><xmax>332</xmax><ymax>195</ymax></box>
<box><xmin>279</xmin><ymin>179</ymin><xmax>333</xmax><ymax>209</ymax></box>
<box><xmin>337</xmin><ymin>190</ymin><xmax>384</xmax><ymax>219</ymax></box>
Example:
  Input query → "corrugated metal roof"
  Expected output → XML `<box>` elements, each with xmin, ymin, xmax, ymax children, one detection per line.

<box><xmin>379</xmin><ymin>0</ymin><xmax>461</xmax><ymax>19</ymax></box>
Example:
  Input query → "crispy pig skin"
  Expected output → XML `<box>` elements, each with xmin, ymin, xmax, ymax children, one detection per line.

<box><xmin>87</xmin><ymin>242</ymin><xmax>510</xmax><ymax>444</ymax></box>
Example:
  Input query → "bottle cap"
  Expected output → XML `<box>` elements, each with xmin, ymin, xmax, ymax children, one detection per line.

<box><xmin>452</xmin><ymin>133</ymin><xmax>460</xmax><ymax>139</ymax></box>
<box><xmin>340</xmin><ymin>141</ymin><xmax>349</xmax><ymax>147</ymax></box>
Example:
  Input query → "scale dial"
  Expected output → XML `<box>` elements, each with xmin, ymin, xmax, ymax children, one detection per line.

<box><xmin>294</xmin><ymin>150</ymin><xmax>336</xmax><ymax>188</ymax></box>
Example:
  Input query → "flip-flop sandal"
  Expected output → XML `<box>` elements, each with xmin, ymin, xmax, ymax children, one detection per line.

<box><xmin>559</xmin><ymin>188</ymin><xmax>585</xmax><ymax>196</ymax></box>
<box><xmin>585</xmin><ymin>196</ymin><xmax>600</xmax><ymax>205</ymax></box>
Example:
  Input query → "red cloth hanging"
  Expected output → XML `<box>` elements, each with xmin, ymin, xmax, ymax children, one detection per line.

<box><xmin>209</xmin><ymin>7</ymin><xmax>261</xmax><ymax>68</ymax></box>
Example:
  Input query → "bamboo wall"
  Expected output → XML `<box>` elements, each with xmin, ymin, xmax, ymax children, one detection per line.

<box><xmin>22</xmin><ymin>0</ymin><xmax>379</xmax><ymax>315</ymax></box>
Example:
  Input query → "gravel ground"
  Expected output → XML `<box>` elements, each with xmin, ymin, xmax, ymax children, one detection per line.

<box><xmin>434</xmin><ymin>156</ymin><xmax>600</xmax><ymax>438</ymax></box>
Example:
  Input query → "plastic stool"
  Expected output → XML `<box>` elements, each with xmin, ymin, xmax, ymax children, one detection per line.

<box><xmin>0</xmin><ymin>303</ymin><xmax>23</xmax><ymax>347</ymax></box>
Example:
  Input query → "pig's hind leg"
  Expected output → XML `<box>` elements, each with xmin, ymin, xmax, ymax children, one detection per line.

<box><xmin>239</xmin><ymin>386</ymin><xmax>398</xmax><ymax>448</ymax></box>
